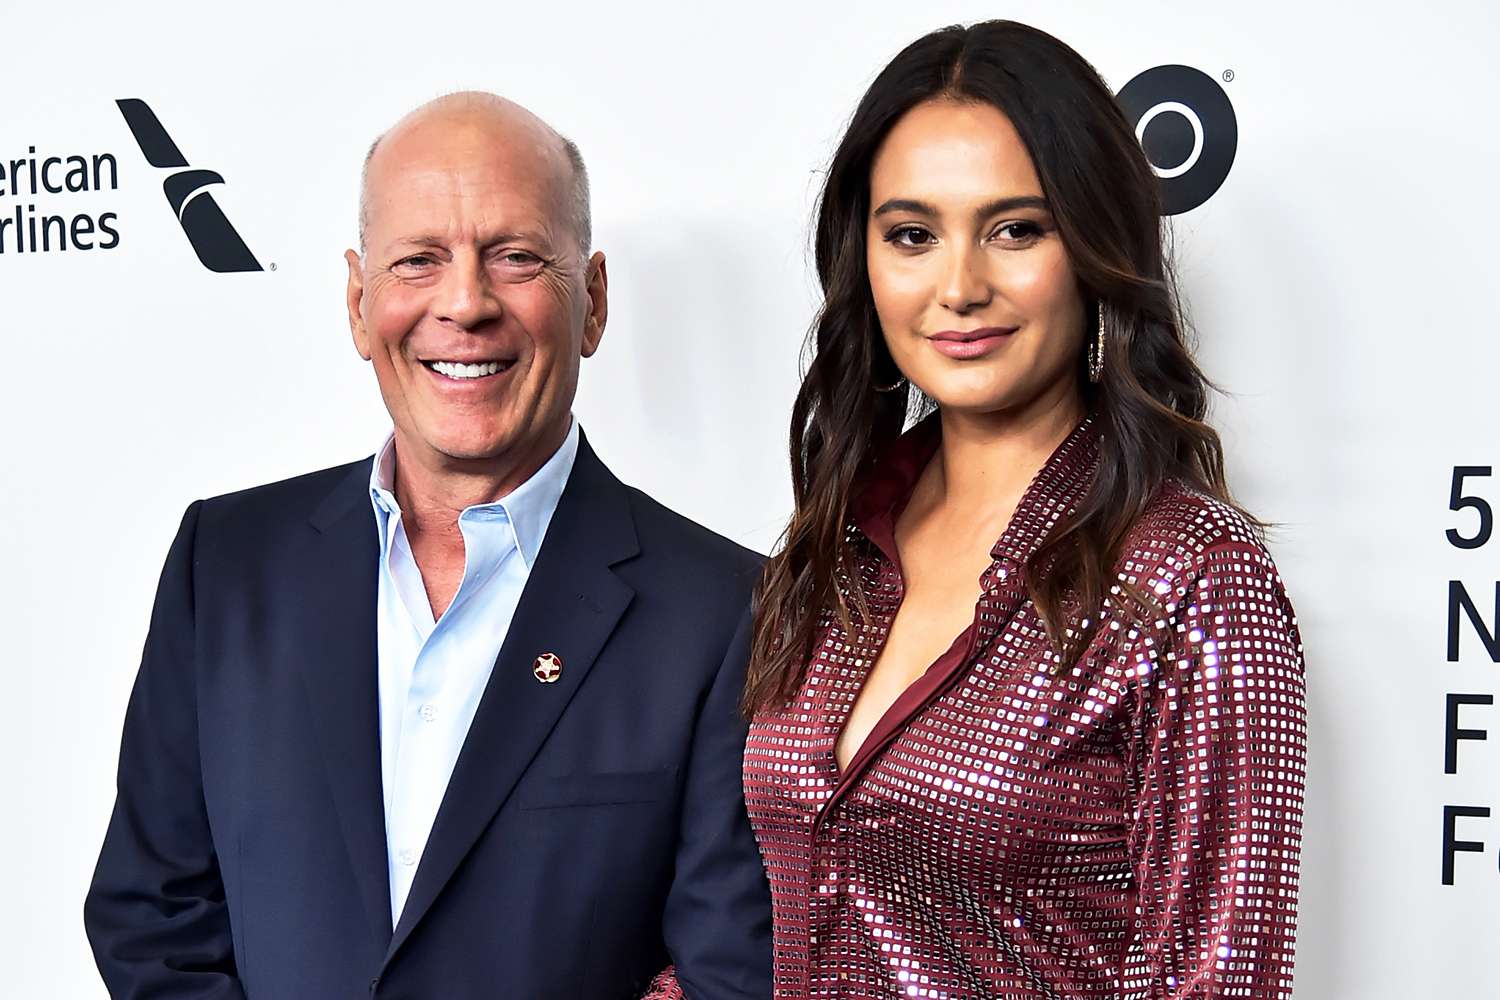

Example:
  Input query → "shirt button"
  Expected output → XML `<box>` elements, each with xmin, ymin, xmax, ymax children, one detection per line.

<box><xmin>419</xmin><ymin>703</ymin><xmax>437</xmax><ymax>722</ymax></box>
<box><xmin>397</xmin><ymin>848</ymin><xmax>417</xmax><ymax>866</ymax></box>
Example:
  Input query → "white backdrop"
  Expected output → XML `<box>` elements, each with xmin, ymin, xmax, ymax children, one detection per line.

<box><xmin>4</xmin><ymin>1</ymin><xmax>1498</xmax><ymax>996</ymax></box>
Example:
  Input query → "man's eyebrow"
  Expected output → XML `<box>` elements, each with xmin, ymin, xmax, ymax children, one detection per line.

<box><xmin>389</xmin><ymin>235</ymin><xmax>449</xmax><ymax>249</ymax></box>
<box><xmin>871</xmin><ymin>195</ymin><xmax>1051</xmax><ymax>218</ymax></box>
<box><xmin>388</xmin><ymin>232</ymin><xmax>554</xmax><ymax>249</ymax></box>
<box><xmin>482</xmin><ymin>231</ymin><xmax>554</xmax><ymax>249</ymax></box>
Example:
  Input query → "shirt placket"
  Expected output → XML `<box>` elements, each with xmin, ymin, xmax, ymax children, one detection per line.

<box><xmin>397</xmin><ymin>509</ymin><xmax>520</xmax><ymax>918</ymax></box>
<box><xmin>382</xmin><ymin>511</ymin><xmax>440</xmax><ymax>921</ymax></box>
<box><xmin>802</xmin><ymin>554</ymin><xmax>1025</xmax><ymax>998</ymax></box>
<box><xmin>387</xmin><ymin>633</ymin><xmax>448</xmax><ymax>916</ymax></box>
<box><xmin>803</xmin><ymin>559</ymin><xmax>901</xmax><ymax>998</ymax></box>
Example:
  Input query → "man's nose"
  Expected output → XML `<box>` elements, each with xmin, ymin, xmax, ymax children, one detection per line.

<box><xmin>434</xmin><ymin>252</ymin><xmax>503</xmax><ymax>330</ymax></box>
<box><xmin>936</xmin><ymin>245</ymin><xmax>994</xmax><ymax>314</ymax></box>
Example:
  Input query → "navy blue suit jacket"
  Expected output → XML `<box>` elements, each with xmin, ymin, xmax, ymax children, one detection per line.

<box><xmin>84</xmin><ymin>435</ymin><xmax>773</xmax><ymax>999</ymax></box>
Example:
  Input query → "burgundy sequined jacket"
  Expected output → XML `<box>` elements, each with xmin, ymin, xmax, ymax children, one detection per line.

<box><xmin>742</xmin><ymin>416</ymin><xmax>1306</xmax><ymax>999</ymax></box>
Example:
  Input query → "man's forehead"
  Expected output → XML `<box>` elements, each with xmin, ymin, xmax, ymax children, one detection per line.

<box><xmin>365</xmin><ymin>136</ymin><xmax>568</xmax><ymax>238</ymax></box>
<box><xmin>370</xmin><ymin>120</ymin><xmax>557</xmax><ymax>188</ymax></box>
<box><xmin>357</xmin><ymin>92</ymin><xmax>585</xmax><ymax>253</ymax></box>
<box><xmin>372</xmin><ymin>175</ymin><xmax>557</xmax><ymax>232</ymax></box>
<box><xmin>374</xmin><ymin>155</ymin><xmax>554</xmax><ymax>198</ymax></box>
<box><xmin>371</xmin><ymin>99</ymin><xmax>562</xmax><ymax>177</ymax></box>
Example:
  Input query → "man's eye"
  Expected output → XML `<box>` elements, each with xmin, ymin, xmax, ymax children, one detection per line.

<box><xmin>396</xmin><ymin>254</ymin><xmax>435</xmax><ymax>268</ymax></box>
<box><xmin>886</xmin><ymin>226</ymin><xmax>936</xmax><ymax>248</ymax></box>
<box><xmin>497</xmin><ymin>251</ymin><xmax>542</xmax><ymax>266</ymax></box>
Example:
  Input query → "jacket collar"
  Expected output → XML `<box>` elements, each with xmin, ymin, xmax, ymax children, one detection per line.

<box><xmin>367</xmin><ymin>417</ymin><xmax>581</xmax><ymax>571</ymax></box>
<box><xmin>299</xmin><ymin>430</ymin><xmax>639</xmax><ymax>966</ymax></box>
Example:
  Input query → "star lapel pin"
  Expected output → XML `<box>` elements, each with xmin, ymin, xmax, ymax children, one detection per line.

<box><xmin>532</xmin><ymin>652</ymin><xmax>563</xmax><ymax>684</ymax></box>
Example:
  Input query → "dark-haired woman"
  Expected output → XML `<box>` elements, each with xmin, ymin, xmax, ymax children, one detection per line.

<box><xmin>743</xmin><ymin>21</ymin><xmax>1306</xmax><ymax>999</ymax></box>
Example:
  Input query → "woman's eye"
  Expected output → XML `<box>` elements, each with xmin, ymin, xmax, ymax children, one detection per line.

<box><xmin>887</xmin><ymin>226</ymin><xmax>936</xmax><ymax>248</ymax></box>
<box><xmin>993</xmin><ymin>221</ymin><xmax>1043</xmax><ymax>242</ymax></box>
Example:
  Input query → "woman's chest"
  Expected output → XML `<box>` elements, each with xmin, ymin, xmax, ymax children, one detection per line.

<box><xmin>744</xmin><ymin>602</ymin><xmax>1140</xmax><ymax>874</ymax></box>
<box><xmin>834</xmin><ymin>570</ymin><xmax>983</xmax><ymax>771</ymax></box>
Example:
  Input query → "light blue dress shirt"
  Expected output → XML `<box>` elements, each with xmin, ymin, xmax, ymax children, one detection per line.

<box><xmin>368</xmin><ymin>418</ymin><xmax>579</xmax><ymax>925</ymax></box>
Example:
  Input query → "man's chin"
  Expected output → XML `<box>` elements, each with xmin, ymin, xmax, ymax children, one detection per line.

<box><xmin>432</xmin><ymin>439</ymin><xmax>516</xmax><ymax>464</ymax></box>
<box><xmin>396</xmin><ymin>425</ymin><xmax>517</xmax><ymax>465</ymax></box>
<box><xmin>399</xmin><ymin>411</ymin><xmax>568</xmax><ymax>468</ymax></box>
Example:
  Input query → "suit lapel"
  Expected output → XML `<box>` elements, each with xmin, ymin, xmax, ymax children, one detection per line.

<box><xmin>299</xmin><ymin>462</ymin><xmax>393</xmax><ymax>948</ymax></box>
<box><xmin>386</xmin><ymin>435</ymin><xmax>639</xmax><ymax>961</ymax></box>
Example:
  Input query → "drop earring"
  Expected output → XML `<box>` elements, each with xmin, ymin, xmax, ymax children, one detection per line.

<box><xmin>1088</xmin><ymin>304</ymin><xmax>1106</xmax><ymax>383</ymax></box>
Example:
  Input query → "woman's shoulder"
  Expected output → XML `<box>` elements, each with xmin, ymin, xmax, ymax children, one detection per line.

<box><xmin>1114</xmin><ymin>479</ymin><xmax>1277</xmax><ymax>588</ymax></box>
<box><xmin>1107</xmin><ymin>482</ymin><xmax>1301</xmax><ymax>665</ymax></box>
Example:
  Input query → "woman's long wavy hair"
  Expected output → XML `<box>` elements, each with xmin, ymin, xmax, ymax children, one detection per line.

<box><xmin>744</xmin><ymin>20</ymin><xmax>1253</xmax><ymax>715</ymax></box>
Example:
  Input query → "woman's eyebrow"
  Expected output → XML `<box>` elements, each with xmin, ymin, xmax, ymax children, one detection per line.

<box><xmin>871</xmin><ymin>194</ymin><xmax>1051</xmax><ymax>219</ymax></box>
<box><xmin>872</xmin><ymin>197</ymin><xmax>938</xmax><ymax>218</ymax></box>
<box><xmin>973</xmin><ymin>195</ymin><xmax>1049</xmax><ymax>218</ymax></box>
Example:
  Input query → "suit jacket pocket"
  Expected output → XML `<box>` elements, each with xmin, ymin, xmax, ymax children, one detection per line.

<box><xmin>516</xmin><ymin>768</ymin><xmax>679</xmax><ymax>810</ymax></box>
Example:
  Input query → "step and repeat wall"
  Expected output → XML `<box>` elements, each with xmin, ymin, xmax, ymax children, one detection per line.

<box><xmin>4</xmin><ymin>0</ymin><xmax>1496</xmax><ymax>996</ymax></box>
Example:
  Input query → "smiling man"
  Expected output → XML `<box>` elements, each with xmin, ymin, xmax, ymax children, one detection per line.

<box><xmin>84</xmin><ymin>93</ymin><xmax>772</xmax><ymax>1000</ymax></box>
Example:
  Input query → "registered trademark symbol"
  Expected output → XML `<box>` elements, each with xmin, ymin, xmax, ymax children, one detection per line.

<box><xmin>269</xmin><ymin>262</ymin><xmax>277</xmax><ymax>271</ymax></box>
<box><xmin>1222</xmin><ymin>69</ymin><xmax>1235</xmax><ymax>83</ymax></box>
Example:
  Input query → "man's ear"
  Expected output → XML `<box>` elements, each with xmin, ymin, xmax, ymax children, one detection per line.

<box><xmin>346</xmin><ymin>249</ymin><xmax>372</xmax><ymax>360</ymax></box>
<box><xmin>580</xmin><ymin>251</ymin><xmax>608</xmax><ymax>358</ymax></box>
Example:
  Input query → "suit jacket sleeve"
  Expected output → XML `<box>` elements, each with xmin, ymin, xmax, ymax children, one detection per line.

<box><xmin>649</xmin><ymin>604</ymin><xmax>773</xmax><ymax>1000</ymax></box>
<box><xmin>84</xmin><ymin>502</ymin><xmax>246</xmax><ymax>999</ymax></box>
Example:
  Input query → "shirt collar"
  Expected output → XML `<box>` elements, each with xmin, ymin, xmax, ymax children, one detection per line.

<box><xmin>851</xmin><ymin>412</ymin><xmax>1101</xmax><ymax>573</ymax></box>
<box><xmin>368</xmin><ymin>417</ymin><xmax>581</xmax><ymax>570</ymax></box>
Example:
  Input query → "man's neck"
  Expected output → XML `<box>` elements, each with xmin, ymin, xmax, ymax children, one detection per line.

<box><xmin>390</xmin><ymin>421</ymin><xmax>570</xmax><ymax>541</ymax></box>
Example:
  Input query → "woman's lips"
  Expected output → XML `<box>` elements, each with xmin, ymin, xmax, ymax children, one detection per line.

<box><xmin>927</xmin><ymin>326</ymin><xmax>1018</xmax><ymax>359</ymax></box>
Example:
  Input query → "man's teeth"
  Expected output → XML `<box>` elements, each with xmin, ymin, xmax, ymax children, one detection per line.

<box><xmin>430</xmin><ymin>360</ymin><xmax>504</xmax><ymax>379</ymax></box>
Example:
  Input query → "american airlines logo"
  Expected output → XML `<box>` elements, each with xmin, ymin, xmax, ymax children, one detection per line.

<box><xmin>116</xmin><ymin>99</ymin><xmax>262</xmax><ymax>273</ymax></box>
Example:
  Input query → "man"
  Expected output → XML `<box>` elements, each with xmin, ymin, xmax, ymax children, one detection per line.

<box><xmin>84</xmin><ymin>92</ymin><xmax>772</xmax><ymax>1000</ymax></box>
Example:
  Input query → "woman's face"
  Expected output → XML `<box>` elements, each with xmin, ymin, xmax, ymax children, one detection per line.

<box><xmin>866</xmin><ymin>98</ymin><xmax>1087</xmax><ymax>420</ymax></box>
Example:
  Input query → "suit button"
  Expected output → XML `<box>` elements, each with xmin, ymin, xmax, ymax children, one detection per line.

<box><xmin>368</xmin><ymin>976</ymin><xmax>380</xmax><ymax>993</ymax></box>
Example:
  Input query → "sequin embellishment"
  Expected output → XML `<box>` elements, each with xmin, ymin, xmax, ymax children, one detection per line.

<box><xmin>744</xmin><ymin>419</ymin><xmax>1306</xmax><ymax>999</ymax></box>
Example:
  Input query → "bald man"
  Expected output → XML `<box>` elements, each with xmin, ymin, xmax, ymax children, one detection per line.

<box><xmin>84</xmin><ymin>93</ymin><xmax>773</xmax><ymax>1000</ymax></box>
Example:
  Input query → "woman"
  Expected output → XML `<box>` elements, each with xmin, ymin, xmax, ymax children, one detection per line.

<box><xmin>743</xmin><ymin>20</ymin><xmax>1306</xmax><ymax>1000</ymax></box>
